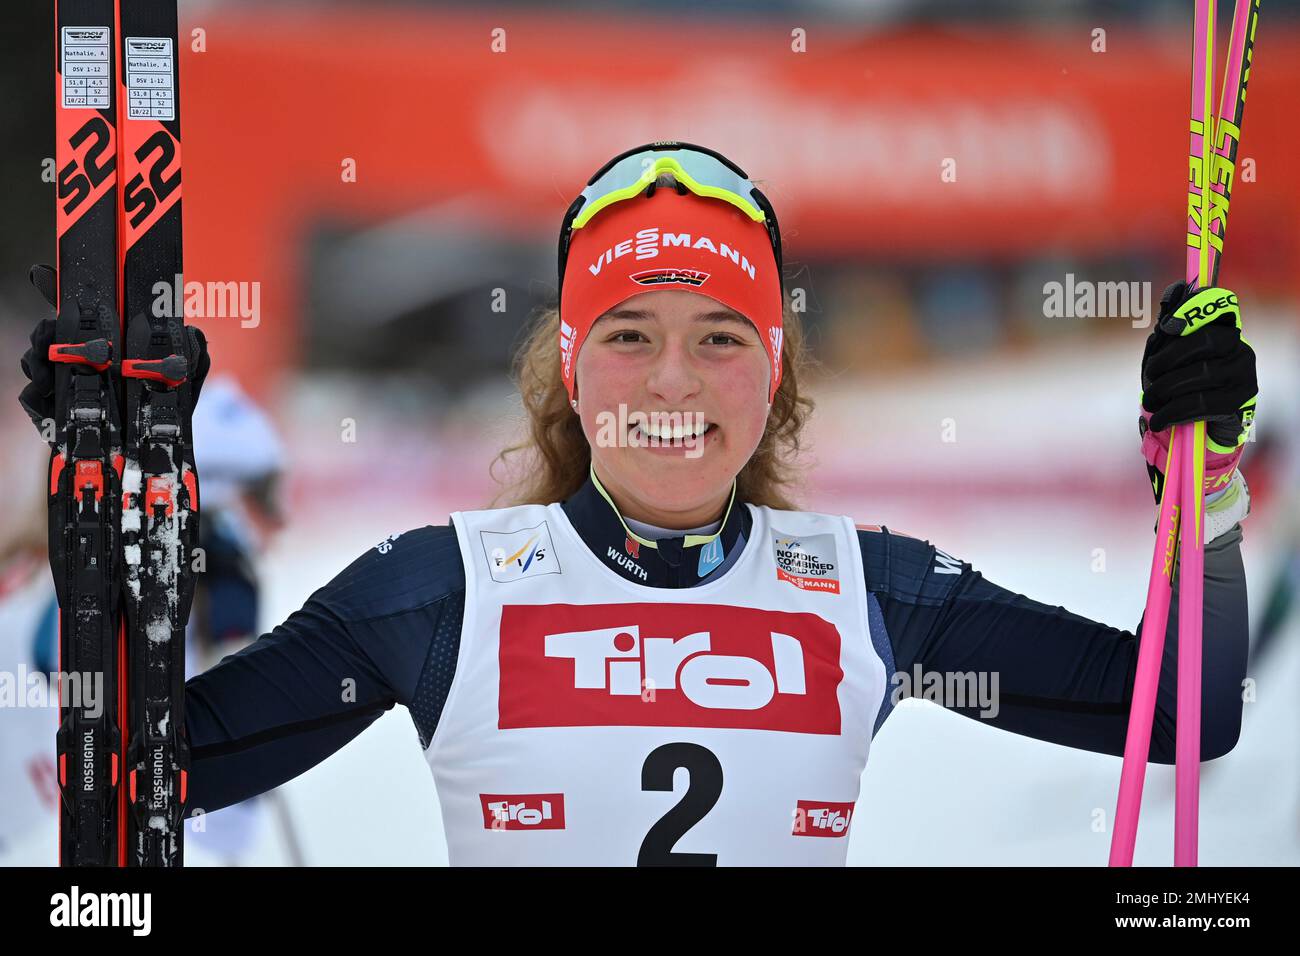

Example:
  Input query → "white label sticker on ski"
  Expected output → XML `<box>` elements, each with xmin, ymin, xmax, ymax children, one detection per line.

<box><xmin>61</xmin><ymin>27</ymin><xmax>111</xmax><ymax>109</ymax></box>
<box><xmin>125</xmin><ymin>36</ymin><xmax>175</xmax><ymax>121</ymax></box>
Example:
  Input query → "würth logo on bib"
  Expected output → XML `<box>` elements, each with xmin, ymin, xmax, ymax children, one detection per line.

<box><xmin>772</xmin><ymin>531</ymin><xmax>840</xmax><ymax>593</ymax></box>
<box><xmin>498</xmin><ymin>603</ymin><xmax>844</xmax><ymax>733</ymax></box>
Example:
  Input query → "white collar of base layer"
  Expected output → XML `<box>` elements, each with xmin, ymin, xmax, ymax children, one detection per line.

<box><xmin>622</xmin><ymin>514</ymin><xmax>723</xmax><ymax>542</ymax></box>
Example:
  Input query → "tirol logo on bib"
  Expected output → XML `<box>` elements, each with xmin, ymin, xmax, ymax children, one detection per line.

<box><xmin>498</xmin><ymin>603</ymin><xmax>846</xmax><ymax>734</ymax></box>
<box><xmin>480</xmin><ymin>793</ymin><xmax>566</xmax><ymax>831</ymax></box>
<box><xmin>792</xmin><ymin>799</ymin><xmax>855</xmax><ymax>837</ymax></box>
<box><xmin>771</xmin><ymin>531</ymin><xmax>840</xmax><ymax>594</ymax></box>
<box><xmin>480</xmin><ymin>521</ymin><xmax>560</xmax><ymax>583</ymax></box>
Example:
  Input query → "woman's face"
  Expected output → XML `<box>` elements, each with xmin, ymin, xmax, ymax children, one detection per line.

<box><xmin>573</xmin><ymin>288</ymin><xmax>773</xmax><ymax>528</ymax></box>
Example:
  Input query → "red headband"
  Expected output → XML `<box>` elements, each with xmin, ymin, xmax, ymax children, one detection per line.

<box><xmin>560</xmin><ymin>188</ymin><xmax>784</xmax><ymax>403</ymax></box>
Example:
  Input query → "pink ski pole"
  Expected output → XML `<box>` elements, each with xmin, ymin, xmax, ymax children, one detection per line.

<box><xmin>1110</xmin><ymin>0</ymin><xmax>1261</xmax><ymax>866</ymax></box>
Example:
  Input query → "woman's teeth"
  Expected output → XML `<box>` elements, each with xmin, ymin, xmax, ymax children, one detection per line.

<box><xmin>631</xmin><ymin>420</ymin><xmax>713</xmax><ymax>443</ymax></box>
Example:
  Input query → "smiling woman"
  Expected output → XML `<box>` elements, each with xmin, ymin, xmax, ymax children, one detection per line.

<box><xmin>17</xmin><ymin>140</ymin><xmax>1251</xmax><ymax>867</ymax></box>
<box><xmin>491</xmin><ymin>287</ymin><xmax>815</xmax><ymax>521</ymax></box>
<box><xmin>492</xmin><ymin>152</ymin><xmax>816</xmax><ymax>525</ymax></box>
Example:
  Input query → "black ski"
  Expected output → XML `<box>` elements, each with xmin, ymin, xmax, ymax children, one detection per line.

<box><xmin>117</xmin><ymin>0</ymin><xmax>195</xmax><ymax>867</ymax></box>
<box><xmin>50</xmin><ymin>0</ymin><xmax>125</xmax><ymax>868</ymax></box>
<box><xmin>48</xmin><ymin>0</ymin><xmax>195</xmax><ymax>867</ymax></box>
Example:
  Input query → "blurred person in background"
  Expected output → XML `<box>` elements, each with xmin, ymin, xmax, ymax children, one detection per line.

<box><xmin>1250</xmin><ymin>447</ymin><xmax>1300</xmax><ymax>662</ymax></box>
<box><xmin>0</xmin><ymin>453</ymin><xmax>58</xmax><ymax>862</ymax></box>
<box><xmin>187</xmin><ymin>376</ymin><xmax>286</xmax><ymax>673</ymax></box>
<box><xmin>17</xmin><ymin>142</ymin><xmax>1260</xmax><ymax>865</ymax></box>
<box><xmin>182</xmin><ymin>376</ymin><xmax>299</xmax><ymax>865</ymax></box>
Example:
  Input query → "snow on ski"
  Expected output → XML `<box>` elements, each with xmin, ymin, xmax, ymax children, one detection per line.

<box><xmin>50</xmin><ymin>0</ymin><xmax>125</xmax><ymax>868</ymax></box>
<box><xmin>47</xmin><ymin>0</ymin><xmax>194</xmax><ymax>867</ymax></box>
<box><xmin>116</xmin><ymin>0</ymin><xmax>195</xmax><ymax>868</ymax></box>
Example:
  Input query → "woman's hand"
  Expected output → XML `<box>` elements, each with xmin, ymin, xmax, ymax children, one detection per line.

<box><xmin>18</xmin><ymin>263</ymin><xmax>210</xmax><ymax>444</ymax></box>
<box><xmin>1138</xmin><ymin>280</ymin><xmax>1257</xmax><ymax>540</ymax></box>
<box><xmin>1141</xmin><ymin>281</ymin><xmax>1257</xmax><ymax>441</ymax></box>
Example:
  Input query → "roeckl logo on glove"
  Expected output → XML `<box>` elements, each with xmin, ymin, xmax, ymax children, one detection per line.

<box><xmin>1181</xmin><ymin>292</ymin><xmax>1238</xmax><ymax>322</ymax></box>
<box><xmin>498</xmin><ymin>603</ymin><xmax>845</xmax><ymax>733</ymax></box>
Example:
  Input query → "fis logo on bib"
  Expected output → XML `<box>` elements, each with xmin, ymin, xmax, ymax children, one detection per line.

<box><xmin>481</xmin><ymin>521</ymin><xmax>560</xmax><ymax>583</ymax></box>
<box><xmin>772</xmin><ymin>531</ymin><xmax>840</xmax><ymax>593</ymax></box>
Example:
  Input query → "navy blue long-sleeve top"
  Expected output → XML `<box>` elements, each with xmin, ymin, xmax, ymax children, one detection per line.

<box><xmin>184</xmin><ymin>474</ymin><xmax>1248</xmax><ymax>815</ymax></box>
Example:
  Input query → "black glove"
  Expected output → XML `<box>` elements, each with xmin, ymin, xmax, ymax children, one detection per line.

<box><xmin>18</xmin><ymin>263</ymin><xmax>210</xmax><ymax>440</ymax></box>
<box><xmin>1140</xmin><ymin>280</ymin><xmax>1256</xmax><ymax>452</ymax></box>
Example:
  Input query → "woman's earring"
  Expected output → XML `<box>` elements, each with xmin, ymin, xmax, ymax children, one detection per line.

<box><xmin>570</xmin><ymin>398</ymin><xmax>579</xmax><ymax>412</ymax></box>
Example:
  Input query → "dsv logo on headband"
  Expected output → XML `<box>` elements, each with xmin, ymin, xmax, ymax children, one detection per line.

<box><xmin>586</xmin><ymin>227</ymin><xmax>760</xmax><ymax>281</ymax></box>
<box><xmin>630</xmin><ymin>268</ymin><xmax>709</xmax><ymax>287</ymax></box>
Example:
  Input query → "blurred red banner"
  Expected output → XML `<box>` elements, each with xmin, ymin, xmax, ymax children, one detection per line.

<box><xmin>179</xmin><ymin>9</ymin><xmax>1300</xmax><ymax>386</ymax></box>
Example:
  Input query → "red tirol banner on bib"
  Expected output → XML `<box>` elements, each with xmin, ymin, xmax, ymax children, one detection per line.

<box><xmin>499</xmin><ymin>602</ymin><xmax>843</xmax><ymax>733</ymax></box>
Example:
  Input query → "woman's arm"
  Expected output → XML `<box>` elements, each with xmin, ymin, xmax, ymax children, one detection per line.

<box><xmin>183</xmin><ymin>525</ymin><xmax>466</xmax><ymax>815</ymax></box>
<box><xmin>860</xmin><ymin>524</ymin><xmax>1247</xmax><ymax>763</ymax></box>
